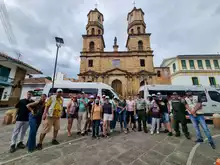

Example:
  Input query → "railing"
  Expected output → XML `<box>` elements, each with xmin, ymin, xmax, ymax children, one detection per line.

<box><xmin>0</xmin><ymin>76</ymin><xmax>14</xmax><ymax>84</ymax></box>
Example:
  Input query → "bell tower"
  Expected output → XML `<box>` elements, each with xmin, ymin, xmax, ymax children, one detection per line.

<box><xmin>126</xmin><ymin>7</ymin><xmax>152</xmax><ymax>52</ymax></box>
<box><xmin>82</xmin><ymin>8</ymin><xmax>105</xmax><ymax>52</ymax></box>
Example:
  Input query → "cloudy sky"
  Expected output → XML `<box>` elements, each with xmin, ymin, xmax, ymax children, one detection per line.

<box><xmin>1</xmin><ymin>0</ymin><xmax>220</xmax><ymax>78</ymax></box>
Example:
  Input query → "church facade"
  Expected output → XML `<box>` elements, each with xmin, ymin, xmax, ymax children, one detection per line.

<box><xmin>78</xmin><ymin>7</ymin><xmax>171</xmax><ymax>97</ymax></box>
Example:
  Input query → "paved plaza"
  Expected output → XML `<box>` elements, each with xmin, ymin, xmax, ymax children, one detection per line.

<box><xmin>0</xmin><ymin>118</ymin><xmax>219</xmax><ymax>165</ymax></box>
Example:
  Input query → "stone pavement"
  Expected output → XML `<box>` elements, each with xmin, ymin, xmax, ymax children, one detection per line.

<box><xmin>0</xmin><ymin>119</ymin><xmax>219</xmax><ymax>165</ymax></box>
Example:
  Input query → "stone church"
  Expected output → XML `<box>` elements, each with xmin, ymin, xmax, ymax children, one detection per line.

<box><xmin>78</xmin><ymin>7</ymin><xmax>171</xmax><ymax>97</ymax></box>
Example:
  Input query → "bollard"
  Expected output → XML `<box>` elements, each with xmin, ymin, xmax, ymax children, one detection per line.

<box><xmin>216</xmin><ymin>158</ymin><xmax>220</xmax><ymax>165</ymax></box>
<box><xmin>213</xmin><ymin>114</ymin><xmax>220</xmax><ymax>129</ymax></box>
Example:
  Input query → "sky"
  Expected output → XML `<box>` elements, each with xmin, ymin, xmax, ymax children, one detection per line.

<box><xmin>1</xmin><ymin>0</ymin><xmax>220</xmax><ymax>78</ymax></box>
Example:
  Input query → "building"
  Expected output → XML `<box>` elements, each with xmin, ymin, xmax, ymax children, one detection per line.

<box><xmin>20</xmin><ymin>77</ymin><xmax>51</xmax><ymax>99</ymax></box>
<box><xmin>78</xmin><ymin>7</ymin><xmax>170</xmax><ymax>97</ymax></box>
<box><xmin>0</xmin><ymin>53</ymin><xmax>42</xmax><ymax>107</ymax></box>
<box><xmin>56</xmin><ymin>72</ymin><xmax>79</xmax><ymax>82</ymax></box>
<box><xmin>160</xmin><ymin>54</ymin><xmax>220</xmax><ymax>87</ymax></box>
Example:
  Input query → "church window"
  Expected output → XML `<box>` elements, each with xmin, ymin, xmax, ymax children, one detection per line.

<box><xmin>131</xmin><ymin>29</ymin><xmax>134</xmax><ymax>34</ymax></box>
<box><xmin>112</xmin><ymin>59</ymin><xmax>120</xmax><ymax>67</ymax></box>
<box><xmin>157</xmin><ymin>70</ymin><xmax>161</xmax><ymax>77</ymax></box>
<box><xmin>137</xmin><ymin>27</ymin><xmax>141</xmax><ymax>34</ymax></box>
<box><xmin>91</xmin><ymin>28</ymin><xmax>95</xmax><ymax>35</ymax></box>
<box><xmin>88</xmin><ymin>60</ymin><xmax>93</xmax><ymax>67</ymax></box>
<box><xmin>98</xmin><ymin>29</ymin><xmax>101</xmax><ymax>35</ymax></box>
<box><xmin>140</xmin><ymin>59</ymin><xmax>145</xmax><ymax>67</ymax></box>
<box><xmin>89</xmin><ymin>41</ymin><xmax>95</xmax><ymax>51</ymax></box>
<box><xmin>138</xmin><ymin>40</ymin><xmax>143</xmax><ymax>51</ymax></box>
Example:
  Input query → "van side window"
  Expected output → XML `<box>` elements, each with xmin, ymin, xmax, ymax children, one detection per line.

<box><xmin>208</xmin><ymin>91</ymin><xmax>220</xmax><ymax>102</ymax></box>
<box><xmin>102</xmin><ymin>89</ymin><xmax>114</xmax><ymax>99</ymax></box>
<box><xmin>81</xmin><ymin>88</ymin><xmax>98</xmax><ymax>95</ymax></box>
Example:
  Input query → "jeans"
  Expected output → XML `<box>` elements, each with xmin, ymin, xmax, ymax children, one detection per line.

<box><xmin>27</xmin><ymin>113</ymin><xmax>42</xmax><ymax>151</ymax></box>
<box><xmin>119</xmin><ymin>110</ymin><xmax>127</xmax><ymax>129</ymax></box>
<box><xmin>190</xmin><ymin>115</ymin><xmax>213</xmax><ymax>143</ymax></box>
<box><xmin>151</xmin><ymin>117</ymin><xmax>160</xmax><ymax>132</ymax></box>
<box><xmin>110</xmin><ymin>111</ymin><xmax>119</xmax><ymax>129</ymax></box>
<box><xmin>92</xmin><ymin>120</ymin><xmax>100</xmax><ymax>137</ymax></box>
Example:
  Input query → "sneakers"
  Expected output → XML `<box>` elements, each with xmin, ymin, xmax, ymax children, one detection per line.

<box><xmin>36</xmin><ymin>143</ymin><xmax>43</xmax><ymax>150</ymax></box>
<box><xmin>150</xmin><ymin>131</ymin><xmax>154</xmax><ymax>135</ymax></box>
<box><xmin>168</xmin><ymin>132</ymin><xmax>173</xmax><ymax>136</ymax></box>
<box><xmin>110</xmin><ymin>129</ymin><xmax>113</xmax><ymax>133</ymax></box>
<box><xmin>156</xmin><ymin>130</ymin><xmax>160</xmax><ymax>134</ymax></box>
<box><xmin>77</xmin><ymin>132</ymin><xmax>81</xmax><ymax>135</ymax></box>
<box><xmin>9</xmin><ymin>144</ymin><xmax>16</xmax><ymax>153</ymax></box>
<box><xmin>209</xmin><ymin>142</ymin><xmax>216</xmax><ymax>149</ymax></box>
<box><xmin>164</xmin><ymin>129</ymin><xmax>169</xmax><ymax>133</ymax></box>
<box><xmin>185</xmin><ymin>134</ymin><xmax>191</xmax><ymax>140</ymax></box>
<box><xmin>17</xmin><ymin>142</ymin><xmax>26</xmax><ymax>149</ymax></box>
<box><xmin>51</xmin><ymin>139</ymin><xmax>60</xmax><ymax>145</ymax></box>
<box><xmin>195</xmin><ymin>139</ymin><xmax>204</xmax><ymax>143</ymax></box>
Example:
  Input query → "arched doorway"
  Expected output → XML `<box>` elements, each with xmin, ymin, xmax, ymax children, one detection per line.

<box><xmin>140</xmin><ymin>80</ymin><xmax>145</xmax><ymax>87</ymax></box>
<box><xmin>112</xmin><ymin>79</ymin><xmax>122</xmax><ymax>96</ymax></box>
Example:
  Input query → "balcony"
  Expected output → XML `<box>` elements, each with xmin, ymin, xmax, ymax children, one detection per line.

<box><xmin>0</xmin><ymin>76</ymin><xmax>14</xmax><ymax>86</ymax></box>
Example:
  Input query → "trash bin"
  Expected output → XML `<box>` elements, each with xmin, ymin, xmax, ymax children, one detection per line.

<box><xmin>213</xmin><ymin>114</ymin><xmax>220</xmax><ymax>129</ymax></box>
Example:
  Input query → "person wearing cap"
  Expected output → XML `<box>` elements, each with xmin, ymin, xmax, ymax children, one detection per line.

<box><xmin>91</xmin><ymin>99</ymin><xmax>103</xmax><ymax>139</ymax></box>
<box><xmin>146</xmin><ymin>95</ymin><xmax>153</xmax><ymax>125</ymax></box>
<box><xmin>77</xmin><ymin>92</ymin><xmax>89</xmax><ymax>136</ymax></box>
<box><xmin>170</xmin><ymin>92</ymin><xmax>190</xmax><ymax>139</ymax></box>
<box><xmin>118</xmin><ymin>98</ymin><xmax>128</xmax><ymax>133</ymax></box>
<box><xmin>157</xmin><ymin>93</ymin><xmax>173</xmax><ymax>136</ymax></box>
<box><xmin>102</xmin><ymin>96</ymin><xmax>114</xmax><ymax>137</ymax></box>
<box><xmin>66</xmin><ymin>95</ymin><xmax>79</xmax><ymax>137</ymax></box>
<box><xmin>36</xmin><ymin>88</ymin><xmax>64</xmax><ymax>150</ymax></box>
<box><xmin>85</xmin><ymin>95</ymin><xmax>95</xmax><ymax>134</ymax></box>
<box><xmin>135</xmin><ymin>93</ymin><xmax>148</xmax><ymax>133</ymax></box>
<box><xmin>185</xmin><ymin>90</ymin><xmax>215</xmax><ymax>149</ymax></box>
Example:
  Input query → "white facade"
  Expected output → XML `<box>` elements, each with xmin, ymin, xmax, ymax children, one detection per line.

<box><xmin>0</xmin><ymin>63</ymin><xmax>17</xmax><ymax>101</ymax></box>
<box><xmin>20</xmin><ymin>84</ymin><xmax>45</xmax><ymax>99</ymax></box>
<box><xmin>172</xmin><ymin>75</ymin><xmax>220</xmax><ymax>86</ymax></box>
<box><xmin>160</xmin><ymin>55</ymin><xmax>220</xmax><ymax>87</ymax></box>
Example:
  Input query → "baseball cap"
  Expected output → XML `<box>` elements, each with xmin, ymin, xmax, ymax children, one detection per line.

<box><xmin>152</xmin><ymin>94</ymin><xmax>156</xmax><ymax>97</ymax></box>
<box><xmin>147</xmin><ymin>94</ymin><xmax>152</xmax><ymax>97</ymax></box>
<box><xmin>173</xmin><ymin>92</ymin><xmax>178</xmax><ymax>95</ymax></box>
<box><xmin>102</xmin><ymin>95</ymin><xmax>106</xmax><ymax>98</ymax></box>
<box><xmin>105</xmin><ymin>96</ymin><xmax>110</xmax><ymax>99</ymax></box>
<box><xmin>157</xmin><ymin>92</ymin><xmax>161</xmax><ymax>95</ymax></box>
<box><xmin>56</xmin><ymin>89</ymin><xmax>63</xmax><ymax>93</ymax></box>
<box><xmin>81</xmin><ymin>91</ymin><xmax>85</xmax><ymax>94</ymax></box>
<box><xmin>89</xmin><ymin>95</ymin><xmax>95</xmax><ymax>99</ymax></box>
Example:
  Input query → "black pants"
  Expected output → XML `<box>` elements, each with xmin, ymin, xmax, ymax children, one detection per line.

<box><xmin>137</xmin><ymin>110</ymin><xmax>147</xmax><ymax>131</ymax></box>
<box><xmin>126</xmin><ymin>111</ymin><xmax>135</xmax><ymax>124</ymax></box>
<box><xmin>173</xmin><ymin>118</ymin><xmax>189</xmax><ymax>136</ymax></box>
<box><xmin>92</xmin><ymin>120</ymin><xmax>100</xmax><ymax>137</ymax></box>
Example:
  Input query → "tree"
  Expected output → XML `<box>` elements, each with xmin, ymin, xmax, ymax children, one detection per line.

<box><xmin>45</xmin><ymin>76</ymin><xmax>52</xmax><ymax>81</ymax></box>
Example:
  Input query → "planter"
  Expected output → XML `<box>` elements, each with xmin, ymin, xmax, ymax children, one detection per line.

<box><xmin>213</xmin><ymin>114</ymin><xmax>220</xmax><ymax>129</ymax></box>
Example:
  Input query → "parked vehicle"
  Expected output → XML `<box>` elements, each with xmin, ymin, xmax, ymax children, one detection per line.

<box><xmin>139</xmin><ymin>85</ymin><xmax>220</xmax><ymax>119</ymax></box>
<box><xmin>43</xmin><ymin>81</ymin><xmax>119</xmax><ymax>109</ymax></box>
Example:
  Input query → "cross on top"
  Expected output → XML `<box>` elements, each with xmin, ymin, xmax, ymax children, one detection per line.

<box><xmin>95</xmin><ymin>0</ymin><xmax>98</xmax><ymax>8</ymax></box>
<box><xmin>133</xmin><ymin>0</ymin><xmax>136</xmax><ymax>7</ymax></box>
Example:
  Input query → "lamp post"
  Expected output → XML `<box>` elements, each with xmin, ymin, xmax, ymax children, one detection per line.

<box><xmin>52</xmin><ymin>37</ymin><xmax>64</xmax><ymax>88</ymax></box>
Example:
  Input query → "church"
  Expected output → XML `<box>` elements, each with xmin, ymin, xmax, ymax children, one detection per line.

<box><xmin>78</xmin><ymin>7</ymin><xmax>171</xmax><ymax>97</ymax></box>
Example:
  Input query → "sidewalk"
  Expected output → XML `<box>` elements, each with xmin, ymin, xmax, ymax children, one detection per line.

<box><xmin>0</xmin><ymin>119</ymin><xmax>219</xmax><ymax>165</ymax></box>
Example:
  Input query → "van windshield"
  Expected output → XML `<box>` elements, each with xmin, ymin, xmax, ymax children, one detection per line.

<box><xmin>49</xmin><ymin>88</ymin><xmax>98</xmax><ymax>98</ymax></box>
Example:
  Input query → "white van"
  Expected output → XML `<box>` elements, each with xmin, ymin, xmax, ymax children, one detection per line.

<box><xmin>139</xmin><ymin>85</ymin><xmax>220</xmax><ymax>118</ymax></box>
<box><xmin>43</xmin><ymin>81</ymin><xmax>119</xmax><ymax>108</ymax></box>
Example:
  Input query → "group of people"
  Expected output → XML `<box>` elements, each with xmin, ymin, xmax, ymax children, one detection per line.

<box><xmin>9</xmin><ymin>88</ymin><xmax>216</xmax><ymax>154</ymax></box>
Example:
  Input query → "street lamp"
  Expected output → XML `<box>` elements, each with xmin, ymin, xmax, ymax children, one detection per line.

<box><xmin>52</xmin><ymin>37</ymin><xmax>64</xmax><ymax>88</ymax></box>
